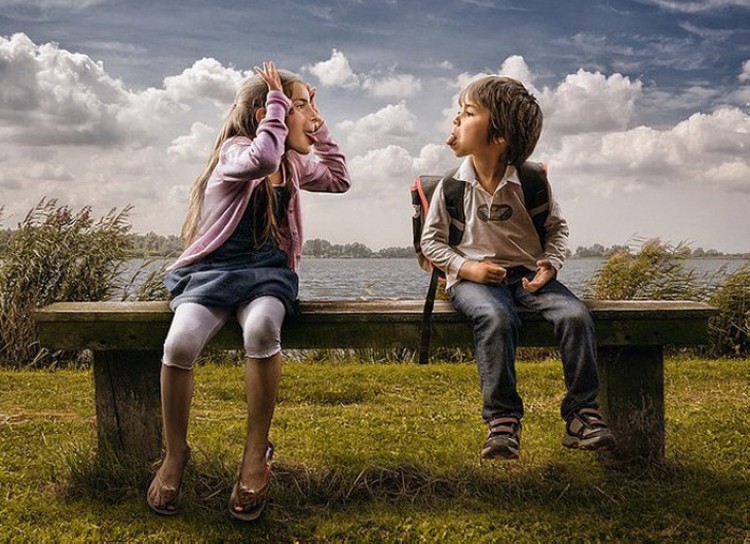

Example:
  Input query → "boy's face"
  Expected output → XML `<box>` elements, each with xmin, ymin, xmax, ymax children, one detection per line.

<box><xmin>447</xmin><ymin>96</ymin><xmax>502</xmax><ymax>158</ymax></box>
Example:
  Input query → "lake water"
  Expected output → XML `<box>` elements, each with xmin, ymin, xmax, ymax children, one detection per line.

<box><xmin>127</xmin><ymin>257</ymin><xmax>749</xmax><ymax>300</ymax></box>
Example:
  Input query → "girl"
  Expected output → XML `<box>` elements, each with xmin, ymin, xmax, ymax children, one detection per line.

<box><xmin>146</xmin><ymin>61</ymin><xmax>350</xmax><ymax>521</ymax></box>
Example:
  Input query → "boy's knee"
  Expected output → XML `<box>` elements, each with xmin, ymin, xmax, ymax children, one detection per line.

<box><xmin>560</xmin><ymin>304</ymin><xmax>594</xmax><ymax>331</ymax></box>
<box><xmin>475</xmin><ymin>308</ymin><xmax>518</xmax><ymax>335</ymax></box>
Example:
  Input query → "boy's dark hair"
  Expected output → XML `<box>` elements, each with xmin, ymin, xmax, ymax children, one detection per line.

<box><xmin>460</xmin><ymin>75</ymin><xmax>543</xmax><ymax>167</ymax></box>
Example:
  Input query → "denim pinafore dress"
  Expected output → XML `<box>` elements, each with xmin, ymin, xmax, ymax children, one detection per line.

<box><xmin>165</xmin><ymin>185</ymin><xmax>299</xmax><ymax>314</ymax></box>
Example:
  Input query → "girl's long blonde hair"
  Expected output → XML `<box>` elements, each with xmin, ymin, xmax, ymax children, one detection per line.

<box><xmin>181</xmin><ymin>70</ymin><xmax>301</xmax><ymax>247</ymax></box>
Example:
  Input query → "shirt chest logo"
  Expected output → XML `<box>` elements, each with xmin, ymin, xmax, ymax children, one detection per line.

<box><xmin>477</xmin><ymin>204</ymin><xmax>513</xmax><ymax>222</ymax></box>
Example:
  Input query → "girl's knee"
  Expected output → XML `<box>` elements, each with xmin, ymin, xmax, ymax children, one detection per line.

<box><xmin>243</xmin><ymin>314</ymin><xmax>282</xmax><ymax>359</ymax></box>
<box><xmin>162</xmin><ymin>335</ymin><xmax>200</xmax><ymax>370</ymax></box>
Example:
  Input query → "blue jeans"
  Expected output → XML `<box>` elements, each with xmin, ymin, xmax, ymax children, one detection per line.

<box><xmin>448</xmin><ymin>267</ymin><xmax>600</xmax><ymax>422</ymax></box>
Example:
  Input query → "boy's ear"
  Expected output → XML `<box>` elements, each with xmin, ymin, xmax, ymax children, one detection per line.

<box><xmin>254</xmin><ymin>107</ymin><xmax>268</xmax><ymax>125</ymax></box>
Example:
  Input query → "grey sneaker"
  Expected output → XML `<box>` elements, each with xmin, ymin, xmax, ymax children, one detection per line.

<box><xmin>562</xmin><ymin>408</ymin><xmax>616</xmax><ymax>451</ymax></box>
<box><xmin>481</xmin><ymin>417</ymin><xmax>521</xmax><ymax>460</ymax></box>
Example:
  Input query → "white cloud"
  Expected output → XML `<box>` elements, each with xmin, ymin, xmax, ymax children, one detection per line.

<box><xmin>0</xmin><ymin>34</ymin><xmax>243</xmax><ymax>235</ymax></box>
<box><xmin>635</xmin><ymin>0</ymin><xmax>750</xmax><ymax>13</ymax></box>
<box><xmin>705</xmin><ymin>160</ymin><xmax>750</xmax><ymax>192</ymax></box>
<box><xmin>0</xmin><ymin>32</ymin><xmax>130</xmax><ymax>145</ymax></box>
<box><xmin>540</xmin><ymin>70</ymin><xmax>642</xmax><ymax>136</ymax></box>
<box><xmin>677</xmin><ymin>21</ymin><xmax>737</xmax><ymax>40</ymax></box>
<box><xmin>362</xmin><ymin>73</ymin><xmax>421</xmax><ymax>97</ymax></box>
<box><xmin>499</xmin><ymin>55</ymin><xmax>534</xmax><ymax>85</ymax></box>
<box><xmin>0</xmin><ymin>33</ymin><xmax>253</xmax><ymax>151</ymax></box>
<box><xmin>337</xmin><ymin>102</ymin><xmax>418</xmax><ymax>155</ymax></box>
<box><xmin>439</xmin><ymin>57</ymin><xmax>641</xmax><ymax>138</ymax></box>
<box><xmin>304</xmin><ymin>49</ymin><xmax>422</xmax><ymax>98</ymax></box>
<box><xmin>0</xmin><ymin>0</ymin><xmax>108</xmax><ymax>7</ymax></box>
<box><xmin>168</xmin><ymin>122</ymin><xmax>216</xmax><ymax>162</ymax></box>
<box><xmin>740</xmin><ymin>60</ymin><xmax>750</xmax><ymax>82</ymax></box>
<box><xmin>547</xmin><ymin>107</ymin><xmax>750</xmax><ymax>195</ymax></box>
<box><xmin>304</xmin><ymin>49</ymin><xmax>359</xmax><ymax>88</ymax></box>
<box><xmin>434</xmin><ymin>57</ymin><xmax>749</xmax><ymax>204</ymax></box>
<box><xmin>163</xmin><ymin>58</ymin><xmax>247</xmax><ymax>107</ymax></box>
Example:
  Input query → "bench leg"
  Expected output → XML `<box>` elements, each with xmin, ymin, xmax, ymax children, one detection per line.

<box><xmin>92</xmin><ymin>350</ymin><xmax>162</xmax><ymax>465</ymax></box>
<box><xmin>597</xmin><ymin>346</ymin><xmax>665</xmax><ymax>463</ymax></box>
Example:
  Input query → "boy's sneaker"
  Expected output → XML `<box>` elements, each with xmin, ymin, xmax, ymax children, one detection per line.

<box><xmin>481</xmin><ymin>417</ymin><xmax>521</xmax><ymax>460</ymax></box>
<box><xmin>562</xmin><ymin>408</ymin><xmax>616</xmax><ymax>451</ymax></box>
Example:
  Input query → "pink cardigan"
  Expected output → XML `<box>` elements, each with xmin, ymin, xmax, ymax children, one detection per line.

<box><xmin>168</xmin><ymin>90</ymin><xmax>351</xmax><ymax>272</ymax></box>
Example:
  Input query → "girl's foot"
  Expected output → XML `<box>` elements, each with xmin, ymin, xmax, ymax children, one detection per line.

<box><xmin>229</xmin><ymin>442</ymin><xmax>274</xmax><ymax>522</ymax></box>
<box><xmin>146</xmin><ymin>447</ymin><xmax>191</xmax><ymax>515</ymax></box>
<box><xmin>229</xmin><ymin>463</ymin><xmax>272</xmax><ymax>522</ymax></box>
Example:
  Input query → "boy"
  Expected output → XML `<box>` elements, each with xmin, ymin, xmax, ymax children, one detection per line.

<box><xmin>421</xmin><ymin>76</ymin><xmax>615</xmax><ymax>460</ymax></box>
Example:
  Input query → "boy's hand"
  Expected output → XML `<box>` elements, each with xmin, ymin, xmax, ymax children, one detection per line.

<box><xmin>254</xmin><ymin>61</ymin><xmax>282</xmax><ymax>92</ymax></box>
<box><xmin>522</xmin><ymin>259</ymin><xmax>556</xmax><ymax>293</ymax></box>
<box><xmin>459</xmin><ymin>261</ymin><xmax>507</xmax><ymax>285</ymax></box>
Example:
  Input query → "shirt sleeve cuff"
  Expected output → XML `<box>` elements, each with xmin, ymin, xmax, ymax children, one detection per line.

<box><xmin>545</xmin><ymin>256</ymin><xmax>564</xmax><ymax>271</ymax></box>
<box><xmin>447</xmin><ymin>256</ymin><xmax>467</xmax><ymax>284</ymax></box>
<box><xmin>266</xmin><ymin>90</ymin><xmax>291</xmax><ymax>110</ymax></box>
<box><xmin>307</xmin><ymin>120</ymin><xmax>329</xmax><ymax>144</ymax></box>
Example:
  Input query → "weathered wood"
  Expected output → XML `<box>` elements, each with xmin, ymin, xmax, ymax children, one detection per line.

<box><xmin>35</xmin><ymin>300</ymin><xmax>715</xmax><ymax>351</ymax></box>
<box><xmin>598</xmin><ymin>346</ymin><xmax>665</xmax><ymax>462</ymax></box>
<box><xmin>93</xmin><ymin>350</ymin><xmax>162</xmax><ymax>464</ymax></box>
<box><xmin>32</xmin><ymin>299</ymin><xmax>717</xmax><ymax>466</ymax></box>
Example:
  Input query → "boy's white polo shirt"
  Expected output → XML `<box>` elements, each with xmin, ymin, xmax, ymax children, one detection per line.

<box><xmin>420</xmin><ymin>156</ymin><xmax>569</xmax><ymax>288</ymax></box>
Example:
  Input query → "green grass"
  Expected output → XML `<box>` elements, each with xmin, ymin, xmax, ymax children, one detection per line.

<box><xmin>0</xmin><ymin>357</ymin><xmax>748</xmax><ymax>542</ymax></box>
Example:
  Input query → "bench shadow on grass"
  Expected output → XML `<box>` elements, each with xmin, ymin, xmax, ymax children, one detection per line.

<box><xmin>59</xmin><ymin>447</ymin><xmax>746</xmax><ymax>539</ymax></box>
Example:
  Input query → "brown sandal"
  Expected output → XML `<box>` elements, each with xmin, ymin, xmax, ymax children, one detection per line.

<box><xmin>146</xmin><ymin>447</ymin><xmax>190</xmax><ymax>516</ymax></box>
<box><xmin>146</xmin><ymin>471</ymin><xmax>182</xmax><ymax>516</ymax></box>
<box><xmin>228</xmin><ymin>463</ymin><xmax>272</xmax><ymax>522</ymax></box>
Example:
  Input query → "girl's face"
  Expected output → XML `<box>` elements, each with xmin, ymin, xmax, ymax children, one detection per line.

<box><xmin>285</xmin><ymin>82</ymin><xmax>319</xmax><ymax>154</ymax></box>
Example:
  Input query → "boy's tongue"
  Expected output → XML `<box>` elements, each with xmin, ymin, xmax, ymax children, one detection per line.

<box><xmin>446</xmin><ymin>134</ymin><xmax>457</xmax><ymax>147</ymax></box>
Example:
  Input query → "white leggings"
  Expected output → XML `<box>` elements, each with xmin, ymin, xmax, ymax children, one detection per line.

<box><xmin>162</xmin><ymin>297</ymin><xmax>286</xmax><ymax>370</ymax></box>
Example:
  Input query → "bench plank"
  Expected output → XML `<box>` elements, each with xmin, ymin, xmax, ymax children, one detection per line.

<box><xmin>35</xmin><ymin>300</ymin><xmax>715</xmax><ymax>351</ymax></box>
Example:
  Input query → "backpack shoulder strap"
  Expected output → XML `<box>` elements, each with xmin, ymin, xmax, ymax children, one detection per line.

<box><xmin>441</xmin><ymin>168</ymin><xmax>465</xmax><ymax>247</ymax></box>
<box><xmin>418</xmin><ymin>167</ymin><xmax>461</xmax><ymax>364</ymax></box>
<box><xmin>517</xmin><ymin>161</ymin><xmax>550</xmax><ymax>246</ymax></box>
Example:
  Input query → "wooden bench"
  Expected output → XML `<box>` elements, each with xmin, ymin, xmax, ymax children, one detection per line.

<box><xmin>34</xmin><ymin>300</ymin><xmax>717</xmax><ymax>465</ymax></box>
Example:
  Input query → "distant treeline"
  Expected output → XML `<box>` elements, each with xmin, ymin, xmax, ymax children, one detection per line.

<box><xmin>572</xmin><ymin>243</ymin><xmax>750</xmax><ymax>259</ymax></box>
<box><xmin>0</xmin><ymin>228</ymin><xmax>748</xmax><ymax>259</ymax></box>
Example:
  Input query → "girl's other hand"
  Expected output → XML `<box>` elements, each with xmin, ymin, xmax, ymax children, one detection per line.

<box><xmin>255</xmin><ymin>61</ymin><xmax>282</xmax><ymax>92</ymax></box>
<box><xmin>306</xmin><ymin>83</ymin><xmax>324</xmax><ymax>127</ymax></box>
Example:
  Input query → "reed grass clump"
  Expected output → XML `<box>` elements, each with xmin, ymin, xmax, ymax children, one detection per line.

<box><xmin>584</xmin><ymin>238</ymin><xmax>707</xmax><ymax>301</ymax></box>
<box><xmin>585</xmin><ymin>237</ymin><xmax>749</xmax><ymax>357</ymax></box>
<box><xmin>0</xmin><ymin>199</ymin><xmax>167</xmax><ymax>367</ymax></box>
<box><xmin>707</xmin><ymin>264</ymin><xmax>749</xmax><ymax>357</ymax></box>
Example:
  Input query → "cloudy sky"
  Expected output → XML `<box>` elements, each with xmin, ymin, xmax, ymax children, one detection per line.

<box><xmin>1</xmin><ymin>0</ymin><xmax>749</xmax><ymax>253</ymax></box>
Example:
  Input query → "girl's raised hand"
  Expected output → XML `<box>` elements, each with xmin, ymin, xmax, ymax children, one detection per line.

<box><xmin>306</xmin><ymin>83</ymin><xmax>325</xmax><ymax>127</ymax></box>
<box><xmin>255</xmin><ymin>61</ymin><xmax>282</xmax><ymax>92</ymax></box>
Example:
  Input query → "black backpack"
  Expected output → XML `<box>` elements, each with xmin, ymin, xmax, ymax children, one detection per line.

<box><xmin>410</xmin><ymin>162</ymin><xmax>551</xmax><ymax>364</ymax></box>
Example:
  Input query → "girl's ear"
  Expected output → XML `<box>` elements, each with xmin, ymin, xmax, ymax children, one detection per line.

<box><xmin>254</xmin><ymin>107</ymin><xmax>268</xmax><ymax>125</ymax></box>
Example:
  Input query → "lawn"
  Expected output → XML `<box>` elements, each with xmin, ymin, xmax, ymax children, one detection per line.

<box><xmin>0</xmin><ymin>356</ymin><xmax>748</xmax><ymax>542</ymax></box>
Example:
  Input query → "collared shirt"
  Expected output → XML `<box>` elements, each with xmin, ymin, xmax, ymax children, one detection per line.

<box><xmin>420</xmin><ymin>156</ymin><xmax>569</xmax><ymax>288</ymax></box>
<box><xmin>168</xmin><ymin>90</ymin><xmax>350</xmax><ymax>273</ymax></box>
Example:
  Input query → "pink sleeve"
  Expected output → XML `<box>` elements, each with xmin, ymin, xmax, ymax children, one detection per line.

<box><xmin>214</xmin><ymin>91</ymin><xmax>291</xmax><ymax>183</ymax></box>
<box><xmin>291</xmin><ymin>122</ymin><xmax>351</xmax><ymax>193</ymax></box>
